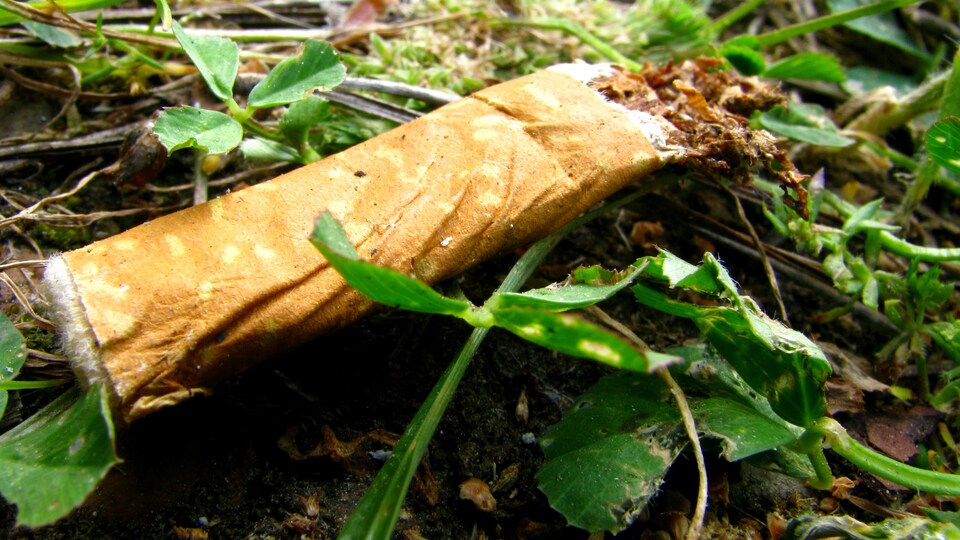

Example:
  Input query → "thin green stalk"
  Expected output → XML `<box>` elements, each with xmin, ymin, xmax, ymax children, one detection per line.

<box><xmin>0</xmin><ymin>378</ymin><xmax>71</xmax><ymax>390</ymax></box>
<box><xmin>814</xmin><ymin>417</ymin><xmax>960</xmax><ymax>495</ymax></box>
<box><xmin>750</xmin><ymin>0</ymin><xmax>919</xmax><ymax>48</ymax></box>
<box><xmin>823</xmin><ymin>190</ymin><xmax>960</xmax><ymax>262</ymax></box>
<box><xmin>711</xmin><ymin>0</ymin><xmax>767</xmax><ymax>34</ymax></box>
<box><xmin>337</xmin><ymin>176</ymin><xmax>678</xmax><ymax>539</ymax></box>
<box><xmin>490</xmin><ymin>17</ymin><xmax>643</xmax><ymax>72</ymax></box>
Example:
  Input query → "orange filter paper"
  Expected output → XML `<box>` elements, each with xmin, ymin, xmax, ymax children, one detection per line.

<box><xmin>43</xmin><ymin>64</ymin><xmax>679</xmax><ymax>422</ymax></box>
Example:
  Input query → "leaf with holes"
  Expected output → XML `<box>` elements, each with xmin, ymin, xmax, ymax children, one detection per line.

<box><xmin>634</xmin><ymin>251</ymin><xmax>831</xmax><ymax>427</ymax></box>
<box><xmin>538</xmin><ymin>361</ymin><xmax>801</xmax><ymax>534</ymax></box>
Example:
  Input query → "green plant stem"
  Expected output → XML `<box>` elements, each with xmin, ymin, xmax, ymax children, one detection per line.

<box><xmin>337</xmin><ymin>176</ymin><xmax>678</xmax><ymax>539</ymax></box>
<box><xmin>225</xmin><ymin>99</ymin><xmax>247</xmax><ymax>121</ymax></box>
<box><xmin>489</xmin><ymin>17</ymin><xmax>643</xmax><ymax>72</ymax></box>
<box><xmin>814</xmin><ymin>417</ymin><xmax>960</xmax><ymax>495</ymax></box>
<box><xmin>822</xmin><ymin>191</ymin><xmax>960</xmax><ymax>262</ymax></box>
<box><xmin>0</xmin><ymin>378</ymin><xmax>71</xmax><ymax>390</ymax></box>
<box><xmin>795</xmin><ymin>426</ymin><xmax>835</xmax><ymax>490</ymax></box>
<box><xmin>895</xmin><ymin>158</ymin><xmax>940</xmax><ymax>227</ymax></box>
<box><xmin>711</xmin><ymin>0</ymin><xmax>767</xmax><ymax>34</ymax></box>
<box><xmin>749</xmin><ymin>0</ymin><xmax>919</xmax><ymax>48</ymax></box>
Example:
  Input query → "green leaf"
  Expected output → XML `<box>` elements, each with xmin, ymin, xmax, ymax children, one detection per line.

<box><xmin>764</xmin><ymin>53</ymin><xmax>846</xmax><ymax>83</ymax></box>
<box><xmin>841</xmin><ymin>198</ymin><xmax>894</xmax><ymax>235</ymax></box>
<box><xmin>927</xmin><ymin>117</ymin><xmax>960</xmax><ymax>177</ymax></box>
<box><xmin>239</xmin><ymin>137</ymin><xmax>303</xmax><ymax>163</ymax></box>
<box><xmin>755</xmin><ymin>104</ymin><xmax>856</xmax><ymax>148</ymax></box>
<box><xmin>171</xmin><ymin>21</ymin><xmax>238</xmax><ymax>102</ymax></box>
<box><xmin>309</xmin><ymin>212</ymin><xmax>474</xmax><ymax>318</ymax></box>
<box><xmin>20</xmin><ymin>21</ymin><xmax>82</xmax><ymax>48</ymax></box>
<box><xmin>0</xmin><ymin>312</ymin><xmax>26</xmax><ymax>384</ymax></box>
<box><xmin>827</xmin><ymin>0</ymin><xmax>931</xmax><ymax>61</ymax></box>
<box><xmin>641</xmin><ymin>250</ymin><xmax>734</xmax><ymax>297</ymax></box>
<box><xmin>722</xmin><ymin>45</ymin><xmax>766</xmax><ymax>76</ymax></box>
<box><xmin>490</xmin><ymin>308</ymin><xmax>677</xmax><ymax>373</ymax></box>
<box><xmin>487</xmin><ymin>263</ymin><xmax>646</xmax><ymax>311</ymax></box>
<box><xmin>843</xmin><ymin>65</ymin><xmax>917</xmax><ymax>96</ymax></box>
<box><xmin>538</xmin><ymin>367</ymin><xmax>799</xmax><ymax>534</ymax></box>
<box><xmin>0</xmin><ymin>385</ymin><xmax>117</xmax><ymax>527</ymax></box>
<box><xmin>153</xmin><ymin>106</ymin><xmax>243</xmax><ymax>155</ymax></box>
<box><xmin>248</xmin><ymin>40</ymin><xmax>345</xmax><ymax>108</ymax></box>
<box><xmin>537</xmin><ymin>373</ymin><xmax>681</xmax><ymax>534</ymax></box>
<box><xmin>0</xmin><ymin>312</ymin><xmax>26</xmax><ymax>420</ymax></box>
<box><xmin>154</xmin><ymin>0</ymin><xmax>172</xmax><ymax>30</ymax></box>
<box><xmin>922</xmin><ymin>507</ymin><xmax>960</xmax><ymax>526</ymax></box>
<box><xmin>634</xmin><ymin>252</ymin><xmax>831</xmax><ymax>427</ymax></box>
<box><xmin>280</xmin><ymin>96</ymin><xmax>331</xmax><ymax>149</ymax></box>
<box><xmin>927</xmin><ymin>320</ymin><xmax>960</xmax><ymax>363</ymax></box>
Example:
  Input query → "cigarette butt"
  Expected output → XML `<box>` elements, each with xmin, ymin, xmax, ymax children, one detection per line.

<box><xmin>44</xmin><ymin>64</ymin><xmax>678</xmax><ymax>422</ymax></box>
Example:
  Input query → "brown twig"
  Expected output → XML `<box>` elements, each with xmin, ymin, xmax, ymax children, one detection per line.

<box><xmin>717</xmin><ymin>180</ymin><xmax>790</xmax><ymax>324</ymax></box>
<box><xmin>0</xmin><ymin>272</ymin><xmax>55</xmax><ymax>331</ymax></box>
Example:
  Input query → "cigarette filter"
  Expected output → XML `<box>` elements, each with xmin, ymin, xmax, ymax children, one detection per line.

<box><xmin>44</xmin><ymin>64</ymin><xmax>680</xmax><ymax>422</ymax></box>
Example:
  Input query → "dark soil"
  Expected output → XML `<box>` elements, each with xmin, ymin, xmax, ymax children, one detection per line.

<box><xmin>0</xmin><ymin>192</ymin><xmax>850</xmax><ymax>539</ymax></box>
<box><xmin>0</xmin><ymin>2</ymin><xmax>956</xmax><ymax>539</ymax></box>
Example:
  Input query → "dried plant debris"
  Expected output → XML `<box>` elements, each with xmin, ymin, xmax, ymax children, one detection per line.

<box><xmin>593</xmin><ymin>60</ymin><xmax>809</xmax><ymax>218</ymax></box>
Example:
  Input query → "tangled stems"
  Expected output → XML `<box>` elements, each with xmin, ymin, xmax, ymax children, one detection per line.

<box><xmin>808</xmin><ymin>417</ymin><xmax>960</xmax><ymax>496</ymax></box>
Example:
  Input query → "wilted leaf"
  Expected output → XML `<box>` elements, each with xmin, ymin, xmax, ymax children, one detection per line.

<box><xmin>153</xmin><ymin>106</ymin><xmax>243</xmax><ymax>155</ymax></box>
<box><xmin>171</xmin><ymin>21</ymin><xmax>238</xmax><ymax>102</ymax></box>
<box><xmin>248</xmin><ymin>41</ymin><xmax>345</xmax><ymax>108</ymax></box>
<box><xmin>0</xmin><ymin>385</ymin><xmax>117</xmax><ymax>527</ymax></box>
<box><xmin>634</xmin><ymin>251</ymin><xmax>831</xmax><ymax>427</ymax></box>
<box><xmin>538</xmin><ymin>366</ymin><xmax>799</xmax><ymax>534</ymax></box>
